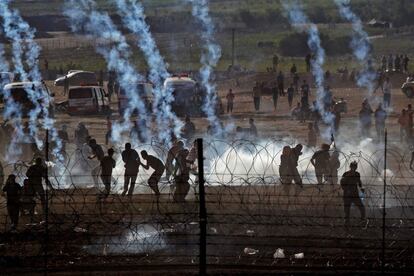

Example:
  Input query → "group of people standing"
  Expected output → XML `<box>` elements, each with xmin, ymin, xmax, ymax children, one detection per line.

<box><xmin>279</xmin><ymin>143</ymin><xmax>365</xmax><ymax>225</ymax></box>
<box><xmin>250</xmin><ymin>79</ymin><xmax>300</xmax><ymax>113</ymax></box>
<box><xmin>279</xmin><ymin>143</ymin><xmax>341</xmax><ymax>186</ymax></box>
<box><xmin>359</xmin><ymin>99</ymin><xmax>388</xmax><ymax>140</ymax></box>
<box><xmin>2</xmin><ymin>158</ymin><xmax>50</xmax><ymax>231</ymax></box>
<box><xmin>381</xmin><ymin>54</ymin><xmax>410</xmax><ymax>73</ymax></box>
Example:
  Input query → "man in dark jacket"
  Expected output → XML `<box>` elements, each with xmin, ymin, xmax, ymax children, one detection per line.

<box><xmin>290</xmin><ymin>144</ymin><xmax>303</xmax><ymax>186</ymax></box>
<box><xmin>74</xmin><ymin>122</ymin><xmax>89</xmax><ymax>149</ymax></box>
<box><xmin>310</xmin><ymin>144</ymin><xmax>330</xmax><ymax>184</ymax></box>
<box><xmin>173</xmin><ymin>149</ymin><xmax>191</xmax><ymax>202</ymax></box>
<box><xmin>182</xmin><ymin>116</ymin><xmax>196</xmax><ymax>141</ymax></box>
<box><xmin>271</xmin><ymin>83</ymin><xmax>278</xmax><ymax>111</ymax></box>
<box><xmin>2</xmin><ymin>174</ymin><xmax>21</xmax><ymax>230</ymax></box>
<box><xmin>277</xmin><ymin>71</ymin><xmax>285</xmax><ymax>96</ymax></box>
<box><xmin>26</xmin><ymin>158</ymin><xmax>50</xmax><ymax>212</ymax></box>
<box><xmin>340</xmin><ymin>161</ymin><xmax>366</xmax><ymax>225</ymax></box>
<box><xmin>287</xmin><ymin>84</ymin><xmax>295</xmax><ymax>108</ymax></box>
<box><xmin>100</xmin><ymin>148</ymin><xmax>116</xmax><ymax>198</ymax></box>
<box><xmin>88</xmin><ymin>139</ymin><xmax>105</xmax><ymax>186</ymax></box>
<box><xmin>121</xmin><ymin>143</ymin><xmax>140</xmax><ymax>196</ymax></box>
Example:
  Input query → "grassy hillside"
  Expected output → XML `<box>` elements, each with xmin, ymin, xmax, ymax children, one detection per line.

<box><xmin>12</xmin><ymin>0</ymin><xmax>414</xmax><ymax>25</ymax></box>
<box><xmin>7</xmin><ymin>0</ymin><xmax>414</xmax><ymax>73</ymax></box>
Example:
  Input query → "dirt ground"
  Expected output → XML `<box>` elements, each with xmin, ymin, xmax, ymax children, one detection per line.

<box><xmin>41</xmin><ymin>72</ymin><xmax>412</xmax><ymax>149</ymax></box>
<box><xmin>0</xmin><ymin>185</ymin><xmax>412</xmax><ymax>274</ymax></box>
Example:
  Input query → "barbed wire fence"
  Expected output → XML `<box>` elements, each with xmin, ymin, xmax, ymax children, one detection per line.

<box><xmin>0</xmin><ymin>135</ymin><xmax>413</xmax><ymax>274</ymax></box>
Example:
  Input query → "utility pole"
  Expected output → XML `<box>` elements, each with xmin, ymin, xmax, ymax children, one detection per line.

<box><xmin>197</xmin><ymin>138</ymin><xmax>206</xmax><ymax>276</ymax></box>
<box><xmin>44</xmin><ymin>129</ymin><xmax>49</xmax><ymax>276</ymax></box>
<box><xmin>382</xmin><ymin>129</ymin><xmax>387</xmax><ymax>274</ymax></box>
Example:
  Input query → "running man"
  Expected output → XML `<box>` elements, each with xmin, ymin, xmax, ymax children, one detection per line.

<box><xmin>141</xmin><ymin>150</ymin><xmax>165</xmax><ymax>197</ymax></box>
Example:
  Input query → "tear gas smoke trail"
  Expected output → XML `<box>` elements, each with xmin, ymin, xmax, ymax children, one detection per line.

<box><xmin>0</xmin><ymin>42</ymin><xmax>24</xmax><ymax>160</ymax></box>
<box><xmin>115</xmin><ymin>0</ymin><xmax>183</xmax><ymax>143</ymax></box>
<box><xmin>0</xmin><ymin>2</ymin><xmax>40</xmax><ymax>146</ymax></box>
<box><xmin>186</xmin><ymin>0</ymin><xmax>223</xmax><ymax>135</ymax></box>
<box><xmin>64</xmin><ymin>0</ymin><xmax>151</xmax><ymax>142</ymax></box>
<box><xmin>334</xmin><ymin>0</ymin><xmax>376</xmax><ymax>95</ymax></box>
<box><xmin>282</xmin><ymin>1</ymin><xmax>335</xmax><ymax>138</ymax></box>
<box><xmin>0</xmin><ymin>1</ymin><xmax>64</xmax><ymax>161</ymax></box>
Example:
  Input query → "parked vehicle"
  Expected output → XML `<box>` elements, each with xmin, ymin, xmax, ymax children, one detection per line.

<box><xmin>164</xmin><ymin>75</ymin><xmax>224</xmax><ymax>117</ymax></box>
<box><xmin>117</xmin><ymin>82</ymin><xmax>153</xmax><ymax>116</ymax></box>
<box><xmin>67</xmin><ymin>85</ymin><xmax>110</xmax><ymax>115</ymax></box>
<box><xmin>117</xmin><ymin>75</ymin><xmax>224</xmax><ymax>117</ymax></box>
<box><xmin>402</xmin><ymin>78</ymin><xmax>414</xmax><ymax>98</ymax></box>
<box><xmin>3</xmin><ymin>81</ymin><xmax>54</xmax><ymax>117</ymax></box>
<box><xmin>54</xmin><ymin>71</ymin><xmax>97</xmax><ymax>87</ymax></box>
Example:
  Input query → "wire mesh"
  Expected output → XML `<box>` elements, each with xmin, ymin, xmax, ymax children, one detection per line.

<box><xmin>0</xmin><ymin>138</ymin><xmax>413</xmax><ymax>273</ymax></box>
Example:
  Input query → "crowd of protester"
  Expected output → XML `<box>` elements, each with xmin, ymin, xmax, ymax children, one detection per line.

<box><xmin>2</xmin><ymin>52</ymin><xmax>411</xmax><ymax>231</ymax></box>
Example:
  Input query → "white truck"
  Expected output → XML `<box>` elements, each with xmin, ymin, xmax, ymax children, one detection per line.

<box><xmin>67</xmin><ymin>85</ymin><xmax>110</xmax><ymax>115</ymax></box>
<box><xmin>164</xmin><ymin>75</ymin><xmax>223</xmax><ymax>117</ymax></box>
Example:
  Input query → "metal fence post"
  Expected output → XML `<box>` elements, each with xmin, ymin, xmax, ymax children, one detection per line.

<box><xmin>43</xmin><ymin>129</ymin><xmax>49</xmax><ymax>275</ymax></box>
<box><xmin>44</xmin><ymin>129</ymin><xmax>49</xmax><ymax>275</ymax></box>
<box><xmin>197</xmin><ymin>138</ymin><xmax>207</xmax><ymax>276</ymax></box>
<box><xmin>382</xmin><ymin>129</ymin><xmax>387</xmax><ymax>273</ymax></box>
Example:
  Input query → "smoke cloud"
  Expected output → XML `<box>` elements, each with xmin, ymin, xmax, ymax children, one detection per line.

<box><xmin>0</xmin><ymin>42</ymin><xmax>24</xmax><ymax>160</ymax></box>
<box><xmin>64</xmin><ymin>0</ymin><xmax>151</xmax><ymax>142</ymax></box>
<box><xmin>0</xmin><ymin>1</ymin><xmax>41</xmax><ymax>147</ymax></box>
<box><xmin>186</xmin><ymin>0</ymin><xmax>223</xmax><ymax>135</ymax></box>
<box><xmin>0</xmin><ymin>1</ymin><xmax>63</xmax><ymax>162</ymax></box>
<box><xmin>282</xmin><ymin>0</ymin><xmax>335</xmax><ymax>138</ymax></box>
<box><xmin>334</xmin><ymin>0</ymin><xmax>377</xmax><ymax>96</ymax></box>
<box><xmin>115</xmin><ymin>0</ymin><xmax>183</xmax><ymax>143</ymax></box>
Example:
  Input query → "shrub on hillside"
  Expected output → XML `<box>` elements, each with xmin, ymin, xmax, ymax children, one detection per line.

<box><xmin>278</xmin><ymin>32</ymin><xmax>352</xmax><ymax>57</ymax></box>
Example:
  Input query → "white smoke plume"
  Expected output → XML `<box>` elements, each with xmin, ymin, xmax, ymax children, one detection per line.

<box><xmin>0</xmin><ymin>1</ymin><xmax>63</xmax><ymax>162</ymax></box>
<box><xmin>63</xmin><ymin>0</ymin><xmax>151</xmax><ymax>142</ymax></box>
<box><xmin>186</xmin><ymin>0</ymin><xmax>223</xmax><ymax>135</ymax></box>
<box><xmin>334</xmin><ymin>0</ymin><xmax>377</xmax><ymax>96</ymax></box>
<box><xmin>115</xmin><ymin>0</ymin><xmax>183</xmax><ymax>143</ymax></box>
<box><xmin>0</xmin><ymin>42</ymin><xmax>24</xmax><ymax>160</ymax></box>
<box><xmin>282</xmin><ymin>1</ymin><xmax>335</xmax><ymax>138</ymax></box>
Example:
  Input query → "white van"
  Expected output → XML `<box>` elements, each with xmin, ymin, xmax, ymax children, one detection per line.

<box><xmin>164</xmin><ymin>75</ymin><xmax>224</xmax><ymax>117</ymax></box>
<box><xmin>117</xmin><ymin>82</ymin><xmax>153</xmax><ymax>116</ymax></box>
<box><xmin>68</xmin><ymin>86</ymin><xmax>110</xmax><ymax>115</ymax></box>
<box><xmin>3</xmin><ymin>81</ymin><xmax>54</xmax><ymax>117</ymax></box>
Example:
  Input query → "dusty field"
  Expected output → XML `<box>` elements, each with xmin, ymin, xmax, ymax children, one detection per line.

<box><xmin>38</xmin><ymin>72</ymin><xmax>414</xmax><ymax>149</ymax></box>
